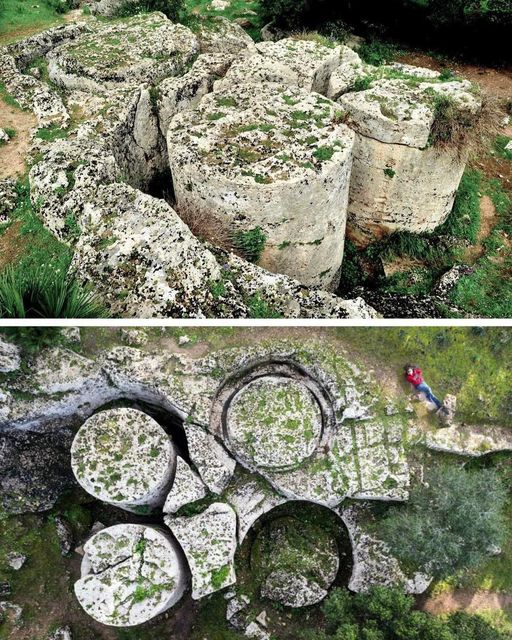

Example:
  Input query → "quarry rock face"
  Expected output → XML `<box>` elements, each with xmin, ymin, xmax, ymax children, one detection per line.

<box><xmin>163</xmin><ymin>456</ymin><xmax>207</xmax><ymax>514</ymax></box>
<box><xmin>75</xmin><ymin>524</ymin><xmax>188</xmax><ymax>626</ymax></box>
<box><xmin>168</xmin><ymin>83</ymin><xmax>354</xmax><ymax>289</ymax></box>
<box><xmin>0</xmin><ymin>337</ymin><xmax>21</xmax><ymax>373</ymax></box>
<box><xmin>339</xmin><ymin>74</ymin><xmax>481</xmax><ymax>242</ymax></box>
<box><xmin>71</xmin><ymin>408</ymin><xmax>176</xmax><ymax>513</ymax></box>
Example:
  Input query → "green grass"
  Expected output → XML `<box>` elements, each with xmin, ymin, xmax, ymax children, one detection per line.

<box><xmin>232</xmin><ymin>226</ymin><xmax>266</xmax><ymax>263</ymax></box>
<box><xmin>495</xmin><ymin>135</ymin><xmax>512</xmax><ymax>161</ymax></box>
<box><xmin>0</xmin><ymin>0</ymin><xmax>67</xmax><ymax>45</ymax></box>
<box><xmin>436</xmin><ymin>168</ymin><xmax>482</xmax><ymax>244</ymax></box>
<box><xmin>184</xmin><ymin>0</ymin><xmax>264</xmax><ymax>41</ymax></box>
<box><xmin>0</xmin><ymin>81</ymin><xmax>23</xmax><ymax>109</ymax></box>
<box><xmin>35</xmin><ymin>123</ymin><xmax>68</xmax><ymax>142</ymax></box>
<box><xmin>246</xmin><ymin>292</ymin><xmax>282</xmax><ymax>319</ymax></box>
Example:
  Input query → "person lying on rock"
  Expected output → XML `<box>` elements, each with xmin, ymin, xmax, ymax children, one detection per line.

<box><xmin>404</xmin><ymin>364</ymin><xmax>449</xmax><ymax>415</ymax></box>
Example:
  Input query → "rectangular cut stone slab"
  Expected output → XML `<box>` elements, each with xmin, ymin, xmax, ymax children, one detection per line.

<box><xmin>164</xmin><ymin>456</ymin><xmax>207</xmax><ymax>514</ymax></box>
<box><xmin>184</xmin><ymin>423</ymin><xmax>236</xmax><ymax>494</ymax></box>
<box><xmin>165</xmin><ymin>503</ymin><xmax>237</xmax><ymax>599</ymax></box>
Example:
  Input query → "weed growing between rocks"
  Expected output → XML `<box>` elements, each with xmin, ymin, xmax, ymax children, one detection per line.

<box><xmin>232</xmin><ymin>227</ymin><xmax>266</xmax><ymax>264</ymax></box>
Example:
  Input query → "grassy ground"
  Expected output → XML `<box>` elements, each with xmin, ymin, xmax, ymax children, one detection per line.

<box><xmin>185</xmin><ymin>0</ymin><xmax>263</xmax><ymax>39</ymax></box>
<box><xmin>0</xmin><ymin>0</ymin><xmax>68</xmax><ymax>46</ymax></box>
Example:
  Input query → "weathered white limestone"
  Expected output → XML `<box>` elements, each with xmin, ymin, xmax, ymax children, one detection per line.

<box><xmin>75</xmin><ymin>524</ymin><xmax>188</xmax><ymax>626</ymax></box>
<box><xmin>327</xmin><ymin>46</ymin><xmax>367</xmax><ymax>100</ymax></box>
<box><xmin>184</xmin><ymin>423</ymin><xmax>236</xmax><ymax>493</ymax></box>
<box><xmin>0</xmin><ymin>337</ymin><xmax>21</xmax><ymax>373</ymax></box>
<box><xmin>224</xmin><ymin>471</ymin><xmax>287</xmax><ymax>543</ymax></box>
<box><xmin>168</xmin><ymin>83</ymin><xmax>354</xmax><ymax>288</ymax></box>
<box><xmin>226</xmin><ymin>377</ymin><xmax>323</xmax><ymax>469</ymax></box>
<box><xmin>339</xmin><ymin>76</ymin><xmax>481</xmax><ymax>241</ymax></box>
<box><xmin>157</xmin><ymin>53</ymin><xmax>234</xmax><ymax>135</ymax></box>
<box><xmin>71</xmin><ymin>408</ymin><xmax>176</xmax><ymax>513</ymax></box>
<box><xmin>339</xmin><ymin>504</ymin><xmax>431</xmax><ymax>594</ymax></box>
<box><xmin>165</xmin><ymin>503</ymin><xmax>237</xmax><ymax>599</ymax></box>
<box><xmin>47</xmin><ymin>13</ymin><xmax>199</xmax><ymax>92</ymax></box>
<box><xmin>215</xmin><ymin>38</ymin><xmax>343</xmax><ymax>94</ymax></box>
<box><xmin>163</xmin><ymin>456</ymin><xmax>207</xmax><ymax>514</ymax></box>
<box><xmin>196</xmin><ymin>17</ymin><xmax>257</xmax><ymax>55</ymax></box>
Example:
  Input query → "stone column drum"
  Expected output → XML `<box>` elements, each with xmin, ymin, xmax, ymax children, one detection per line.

<box><xmin>167</xmin><ymin>82</ymin><xmax>355</xmax><ymax>290</ymax></box>
<box><xmin>75</xmin><ymin>524</ymin><xmax>188</xmax><ymax>626</ymax></box>
<box><xmin>71</xmin><ymin>408</ymin><xmax>176</xmax><ymax>513</ymax></box>
<box><xmin>339</xmin><ymin>77</ymin><xmax>481</xmax><ymax>243</ymax></box>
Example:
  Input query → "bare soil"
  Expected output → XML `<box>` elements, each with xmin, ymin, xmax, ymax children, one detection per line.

<box><xmin>422</xmin><ymin>589</ymin><xmax>512</xmax><ymax>616</ymax></box>
<box><xmin>0</xmin><ymin>97</ymin><xmax>36</xmax><ymax>179</ymax></box>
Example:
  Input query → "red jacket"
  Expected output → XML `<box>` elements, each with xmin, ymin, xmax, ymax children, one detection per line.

<box><xmin>406</xmin><ymin>368</ymin><xmax>424</xmax><ymax>387</ymax></box>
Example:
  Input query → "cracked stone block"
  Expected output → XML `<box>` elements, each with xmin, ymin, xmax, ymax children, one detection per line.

<box><xmin>226</xmin><ymin>376</ymin><xmax>323</xmax><ymax>469</ymax></box>
<box><xmin>168</xmin><ymin>82</ymin><xmax>354</xmax><ymax>289</ymax></box>
<box><xmin>339</xmin><ymin>76</ymin><xmax>481</xmax><ymax>241</ymax></box>
<box><xmin>71</xmin><ymin>408</ymin><xmax>176</xmax><ymax>513</ymax></box>
<box><xmin>215</xmin><ymin>38</ymin><xmax>343</xmax><ymax>94</ymax></box>
<box><xmin>75</xmin><ymin>524</ymin><xmax>187</xmax><ymax>626</ymax></box>
<box><xmin>163</xmin><ymin>456</ymin><xmax>207</xmax><ymax>514</ymax></box>
<box><xmin>165</xmin><ymin>503</ymin><xmax>237</xmax><ymax>599</ymax></box>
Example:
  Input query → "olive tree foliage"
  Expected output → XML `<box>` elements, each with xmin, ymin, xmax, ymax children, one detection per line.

<box><xmin>301</xmin><ymin>586</ymin><xmax>507</xmax><ymax>640</ymax></box>
<box><xmin>380</xmin><ymin>465</ymin><xmax>508</xmax><ymax>579</ymax></box>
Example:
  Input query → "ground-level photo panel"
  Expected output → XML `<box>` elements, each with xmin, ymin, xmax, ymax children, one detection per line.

<box><xmin>0</xmin><ymin>1</ymin><xmax>511</xmax><ymax>320</ymax></box>
<box><xmin>0</xmin><ymin>325</ymin><xmax>511</xmax><ymax>639</ymax></box>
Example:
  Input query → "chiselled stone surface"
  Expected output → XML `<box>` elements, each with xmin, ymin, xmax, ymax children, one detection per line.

<box><xmin>163</xmin><ymin>456</ymin><xmax>207</xmax><ymax>514</ymax></box>
<box><xmin>168</xmin><ymin>83</ymin><xmax>354</xmax><ymax>288</ymax></box>
<box><xmin>197</xmin><ymin>17</ymin><xmax>256</xmax><ymax>55</ymax></box>
<box><xmin>71</xmin><ymin>408</ymin><xmax>176</xmax><ymax>513</ymax></box>
<box><xmin>48</xmin><ymin>13</ymin><xmax>199</xmax><ymax>92</ymax></box>
<box><xmin>75</xmin><ymin>524</ymin><xmax>188</xmax><ymax>626</ymax></box>
<box><xmin>226</xmin><ymin>377</ymin><xmax>323</xmax><ymax>468</ymax></box>
<box><xmin>165</xmin><ymin>503</ymin><xmax>237</xmax><ymax>599</ymax></box>
<box><xmin>327</xmin><ymin>46</ymin><xmax>367</xmax><ymax>100</ymax></box>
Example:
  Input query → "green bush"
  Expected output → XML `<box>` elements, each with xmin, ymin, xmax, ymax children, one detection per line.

<box><xmin>0</xmin><ymin>265</ymin><xmax>108</xmax><ymax>318</ymax></box>
<box><xmin>302</xmin><ymin>586</ymin><xmax>509</xmax><ymax>640</ymax></box>
<box><xmin>380</xmin><ymin>465</ymin><xmax>508</xmax><ymax>579</ymax></box>
<box><xmin>115</xmin><ymin>0</ymin><xmax>184</xmax><ymax>21</ymax></box>
<box><xmin>45</xmin><ymin>0</ymin><xmax>77</xmax><ymax>14</ymax></box>
<box><xmin>232</xmin><ymin>227</ymin><xmax>266</xmax><ymax>263</ymax></box>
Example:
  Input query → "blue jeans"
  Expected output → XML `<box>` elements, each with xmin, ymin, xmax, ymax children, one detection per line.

<box><xmin>416</xmin><ymin>383</ymin><xmax>442</xmax><ymax>409</ymax></box>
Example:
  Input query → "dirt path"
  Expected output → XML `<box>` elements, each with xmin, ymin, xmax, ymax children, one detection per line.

<box><xmin>0</xmin><ymin>97</ymin><xmax>37</xmax><ymax>179</ymax></box>
<box><xmin>422</xmin><ymin>590</ymin><xmax>512</xmax><ymax>616</ymax></box>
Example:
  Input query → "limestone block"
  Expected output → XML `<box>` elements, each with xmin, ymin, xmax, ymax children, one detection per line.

<box><xmin>215</xmin><ymin>38</ymin><xmax>343</xmax><ymax>94</ymax></box>
<box><xmin>70</xmin><ymin>183</ymin><xmax>222</xmax><ymax>319</ymax></box>
<box><xmin>340</xmin><ymin>76</ymin><xmax>480</xmax><ymax>239</ymax></box>
<box><xmin>347</xmin><ymin>132</ymin><xmax>466</xmax><ymax>240</ymax></box>
<box><xmin>197</xmin><ymin>17</ymin><xmax>257</xmax><ymax>55</ymax></box>
<box><xmin>71</xmin><ymin>408</ymin><xmax>176</xmax><ymax>513</ymax></box>
<box><xmin>75</xmin><ymin>524</ymin><xmax>187</xmax><ymax>626</ymax></box>
<box><xmin>168</xmin><ymin>83</ymin><xmax>354</xmax><ymax>288</ymax></box>
<box><xmin>165</xmin><ymin>503</ymin><xmax>238</xmax><ymax>599</ymax></box>
<box><xmin>0</xmin><ymin>337</ymin><xmax>21</xmax><ymax>373</ymax></box>
<box><xmin>47</xmin><ymin>13</ymin><xmax>199</xmax><ymax>92</ymax></box>
<box><xmin>184</xmin><ymin>423</ymin><xmax>235</xmax><ymax>493</ymax></box>
<box><xmin>163</xmin><ymin>456</ymin><xmax>207</xmax><ymax>514</ymax></box>
<box><xmin>327</xmin><ymin>46</ymin><xmax>367</xmax><ymax>100</ymax></box>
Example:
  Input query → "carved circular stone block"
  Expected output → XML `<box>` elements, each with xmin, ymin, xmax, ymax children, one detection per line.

<box><xmin>226</xmin><ymin>376</ymin><xmax>323</xmax><ymax>469</ymax></box>
<box><xmin>71</xmin><ymin>408</ymin><xmax>176</xmax><ymax>513</ymax></box>
<box><xmin>75</xmin><ymin>524</ymin><xmax>187</xmax><ymax>626</ymax></box>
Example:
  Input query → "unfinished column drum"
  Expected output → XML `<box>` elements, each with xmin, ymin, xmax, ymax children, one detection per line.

<box><xmin>71</xmin><ymin>408</ymin><xmax>176</xmax><ymax>514</ymax></box>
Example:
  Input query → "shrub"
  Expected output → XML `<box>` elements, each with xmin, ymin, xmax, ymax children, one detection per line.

<box><xmin>114</xmin><ymin>0</ymin><xmax>184</xmax><ymax>21</ymax></box>
<box><xmin>380</xmin><ymin>465</ymin><xmax>508</xmax><ymax>579</ymax></box>
<box><xmin>357</xmin><ymin>39</ymin><xmax>398</xmax><ymax>66</ymax></box>
<box><xmin>0</xmin><ymin>264</ymin><xmax>108</xmax><ymax>318</ymax></box>
<box><xmin>45</xmin><ymin>0</ymin><xmax>78</xmax><ymax>14</ymax></box>
<box><xmin>232</xmin><ymin>227</ymin><xmax>266</xmax><ymax>263</ymax></box>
